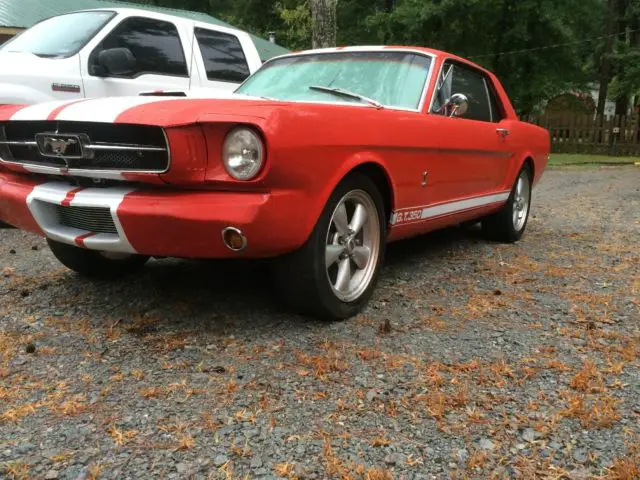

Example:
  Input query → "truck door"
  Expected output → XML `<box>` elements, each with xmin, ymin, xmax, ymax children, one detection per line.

<box><xmin>79</xmin><ymin>16</ymin><xmax>191</xmax><ymax>98</ymax></box>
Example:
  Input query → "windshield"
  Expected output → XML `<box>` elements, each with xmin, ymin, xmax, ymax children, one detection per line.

<box><xmin>236</xmin><ymin>51</ymin><xmax>433</xmax><ymax>110</ymax></box>
<box><xmin>1</xmin><ymin>11</ymin><xmax>115</xmax><ymax>58</ymax></box>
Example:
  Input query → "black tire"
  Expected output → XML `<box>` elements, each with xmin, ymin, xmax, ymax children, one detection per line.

<box><xmin>481</xmin><ymin>163</ymin><xmax>533</xmax><ymax>243</ymax></box>
<box><xmin>0</xmin><ymin>220</ymin><xmax>15</xmax><ymax>229</ymax></box>
<box><xmin>271</xmin><ymin>172</ymin><xmax>387</xmax><ymax>321</ymax></box>
<box><xmin>459</xmin><ymin>219</ymin><xmax>480</xmax><ymax>230</ymax></box>
<box><xmin>47</xmin><ymin>239</ymin><xmax>149</xmax><ymax>279</ymax></box>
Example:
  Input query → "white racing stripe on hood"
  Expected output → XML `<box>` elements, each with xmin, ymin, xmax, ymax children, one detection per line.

<box><xmin>54</xmin><ymin>96</ymin><xmax>173</xmax><ymax>123</ymax></box>
<box><xmin>10</xmin><ymin>100</ymin><xmax>80</xmax><ymax>121</ymax></box>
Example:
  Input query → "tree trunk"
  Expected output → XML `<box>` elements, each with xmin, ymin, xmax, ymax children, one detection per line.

<box><xmin>615</xmin><ymin>95</ymin><xmax>629</xmax><ymax>116</ymax></box>
<box><xmin>492</xmin><ymin>0</ymin><xmax>516</xmax><ymax>81</ymax></box>
<box><xmin>517</xmin><ymin>1</ymin><xmax>541</xmax><ymax>116</ymax></box>
<box><xmin>613</xmin><ymin>0</ymin><xmax>631</xmax><ymax>116</ymax></box>
<box><xmin>311</xmin><ymin>0</ymin><xmax>338</xmax><ymax>48</ymax></box>
<box><xmin>597</xmin><ymin>0</ymin><xmax>616</xmax><ymax>116</ymax></box>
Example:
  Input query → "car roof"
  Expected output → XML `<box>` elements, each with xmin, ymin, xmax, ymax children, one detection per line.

<box><xmin>273</xmin><ymin>45</ymin><xmax>490</xmax><ymax>76</ymax></box>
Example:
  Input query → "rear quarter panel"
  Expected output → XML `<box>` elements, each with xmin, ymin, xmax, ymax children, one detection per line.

<box><xmin>483</xmin><ymin>70</ymin><xmax>550</xmax><ymax>188</ymax></box>
<box><xmin>500</xmin><ymin>119</ymin><xmax>551</xmax><ymax>188</ymax></box>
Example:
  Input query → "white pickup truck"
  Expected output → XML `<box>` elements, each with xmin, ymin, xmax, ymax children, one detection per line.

<box><xmin>0</xmin><ymin>7</ymin><xmax>288</xmax><ymax>105</ymax></box>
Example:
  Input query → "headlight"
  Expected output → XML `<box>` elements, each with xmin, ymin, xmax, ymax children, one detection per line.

<box><xmin>222</xmin><ymin>127</ymin><xmax>264</xmax><ymax>180</ymax></box>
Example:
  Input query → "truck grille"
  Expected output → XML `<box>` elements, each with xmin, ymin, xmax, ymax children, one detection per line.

<box><xmin>55</xmin><ymin>205</ymin><xmax>118</xmax><ymax>234</ymax></box>
<box><xmin>0</xmin><ymin>121</ymin><xmax>169</xmax><ymax>172</ymax></box>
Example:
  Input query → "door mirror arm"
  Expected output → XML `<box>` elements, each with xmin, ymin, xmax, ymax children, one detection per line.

<box><xmin>95</xmin><ymin>47</ymin><xmax>137</xmax><ymax>77</ymax></box>
<box><xmin>443</xmin><ymin>93</ymin><xmax>469</xmax><ymax>118</ymax></box>
<box><xmin>89</xmin><ymin>63</ymin><xmax>107</xmax><ymax>77</ymax></box>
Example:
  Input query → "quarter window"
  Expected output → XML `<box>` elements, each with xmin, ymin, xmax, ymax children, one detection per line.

<box><xmin>486</xmin><ymin>81</ymin><xmax>503</xmax><ymax>122</ymax></box>
<box><xmin>90</xmin><ymin>17</ymin><xmax>188</xmax><ymax>77</ymax></box>
<box><xmin>432</xmin><ymin>62</ymin><xmax>495</xmax><ymax>122</ymax></box>
<box><xmin>194</xmin><ymin>28</ymin><xmax>251</xmax><ymax>83</ymax></box>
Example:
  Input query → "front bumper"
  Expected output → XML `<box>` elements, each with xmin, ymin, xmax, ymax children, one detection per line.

<box><xmin>0</xmin><ymin>171</ymin><xmax>301</xmax><ymax>259</ymax></box>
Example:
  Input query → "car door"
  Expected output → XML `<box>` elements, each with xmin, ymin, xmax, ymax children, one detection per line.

<box><xmin>80</xmin><ymin>16</ymin><xmax>191</xmax><ymax>98</ymax></box>
<box><xmin>426</xmin><ymin>60</ymin><xmax>513</xmax><ymax>202</ymax></box>
<box><xmin>192</xmin><ymin>26</ymin><xmax>253</xmax><ymax>94</ymax></box>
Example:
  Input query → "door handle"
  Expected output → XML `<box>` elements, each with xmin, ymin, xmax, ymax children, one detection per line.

<box><xmin>497</xmin><ymin>128</ymin><xmax>510</xmax><ymax>138</ymax></box>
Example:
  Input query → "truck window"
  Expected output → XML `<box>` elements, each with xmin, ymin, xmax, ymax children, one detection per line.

<box><xmin>90</xmin><ymin>17</ymin><xmax>188</xmax><ymax>78</ymax></box>
<box><xmin>194</xmin><ymin>28</ymin><xmax>250</xmax><ymax>83</ymax></box>
<box><xmin>0</xmin><ymin>11</ymin><xmax>115</xmax><ymax>58</ymax></box>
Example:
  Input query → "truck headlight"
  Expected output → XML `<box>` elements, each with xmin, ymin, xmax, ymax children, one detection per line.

<box><xmin>222</xmin><ymin>127</ymin><xmax>264</xmax><ymax>180</ymax></box>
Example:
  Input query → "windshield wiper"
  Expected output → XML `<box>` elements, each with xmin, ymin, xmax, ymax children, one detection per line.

<box><xmin>309</xmin><ymin>85</ymin><xmax>384</xmax><ymax>109</ymax></box>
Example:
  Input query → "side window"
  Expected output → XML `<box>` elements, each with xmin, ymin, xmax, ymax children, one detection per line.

<box><xmin>432</xmin><ymin>61</ymin><xmax>494</xmax><ymax>122</ymax></box>
<box><xmin>194</xmin><ymin>28</ymin><xmax>251</xmax><ymax>83</ymax></box>
<box><xmin>90</xmin><ymin>17</ymin><xmax>188</xmax><ymax>77</ymax></box>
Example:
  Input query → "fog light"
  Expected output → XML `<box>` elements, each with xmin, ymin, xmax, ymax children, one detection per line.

<box><xmin>222</xmin><ymin>227</ymin><xmax>247</xmax><ymax>252</ymax></box>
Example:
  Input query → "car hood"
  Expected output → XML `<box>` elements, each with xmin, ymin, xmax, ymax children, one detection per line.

<box><xmin>0</xmin><ymin>92</ymin><xmax>378</xmax><ymax>127</ymax></box>
<box><xmin>0</xmin><ymin>93</ymin><xmax>287</xmax><ymax>127</ymax></box>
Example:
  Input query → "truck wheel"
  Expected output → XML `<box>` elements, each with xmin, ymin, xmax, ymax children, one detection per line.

<box><xmin>272</xmin><ymin>172</ymin><xmax>386</xmax><ymax>321</ymax></box>
<box><xmin>481</xmin><ymin>163</ymin><xmax>532</xmax><ymax>243</ymax></box>
<box><xmin>47</xmin><ymin>239</ymin><xmax>149</xmax><ymax>279</ymax></box>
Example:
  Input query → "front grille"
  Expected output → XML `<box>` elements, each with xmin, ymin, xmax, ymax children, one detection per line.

<box><xmin>90</xmin><ymin>150</ymin><xmax>167</xmax><ymax>170</ymax></box>
<box><xmin>55</xmin><ymin>205</ymin><xmax>118</xmax><ymax>234</ymax></box>
<box><xmin>0</xmin><ymin>121</ymin><xmax>169</xmax><ymax>172</ymax></box>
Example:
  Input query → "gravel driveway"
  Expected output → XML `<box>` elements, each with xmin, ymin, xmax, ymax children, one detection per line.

<box><xmin>1</xmin><ymin>166</ymin><xmax>638</xmax><ymax>480</ymax></box>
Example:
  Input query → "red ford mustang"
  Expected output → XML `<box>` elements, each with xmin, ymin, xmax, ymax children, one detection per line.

<box><xmin>0</xmin><ymin>46</ymin><xmax>550</xmax><ymax>320</ymax></box>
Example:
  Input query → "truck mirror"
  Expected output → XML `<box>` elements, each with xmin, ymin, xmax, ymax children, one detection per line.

<box><xmin>98</xmin><ymin>47</ymin><xmax>136</xmax><ymax>76</ymax></box>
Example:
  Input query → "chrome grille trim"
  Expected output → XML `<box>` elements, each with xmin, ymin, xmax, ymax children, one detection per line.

<box><xmin>55</xmin><ymin>205</ymin><xmax>118</xmax><ymax>235</ymax></box>
<box><xmin>0</xmin><ymin>122</ymin><xmax>171</xmax><ymax>175</ymax></box>
<box><xmin>85</xmin><ymin>143</ymin><xmax>167</xmax><ymax>152</ymax></box>
<box><xmin>0</xmin><ymin>140</ymin><xmax>38</xmax><ymax>146</ymax></box>
<box><xmin>0</xmin><ymin>140</ymin><xmax>166</xmax><ymax>152</ymax></box>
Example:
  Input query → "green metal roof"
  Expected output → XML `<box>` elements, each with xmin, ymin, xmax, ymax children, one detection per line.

<box><xmin>0</xmin><ymin>0</ymin><xmax>289</xmax><ymax>60</ymax></box>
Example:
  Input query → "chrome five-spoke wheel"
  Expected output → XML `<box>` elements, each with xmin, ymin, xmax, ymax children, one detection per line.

<box><xmin>512</xmin><ymin>171</ymin><xmax>531</xmax><ymax>232</ymax></box>
<box><xmin>271</xmin><ymin>172</ymin><xmax>386</xmax><ymax>321</ymax></box>
<box><xmin>325</xmin><ymin>190</ymin><xmax>381</xmax><ymax>302</ymax></box>
<box><xmin>481</xmin><ymin>163</ymin><xmax>533</xmax><ymax>243</ymax></box>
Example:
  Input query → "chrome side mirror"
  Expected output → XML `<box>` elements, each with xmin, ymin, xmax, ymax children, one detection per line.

<box><xmin>446</xmin><ymin>93</ymin><xmax>469</xmax><ymax>117</ymax></box>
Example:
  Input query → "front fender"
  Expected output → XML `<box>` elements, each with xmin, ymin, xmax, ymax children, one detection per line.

<box><xmin>300</xmin><ymin>151</ymin><xmax>396</xmax><ymax>246</ymax></box>
<box><xmin>0</xmin><ymin>83</ymin><xmax>57</xmax><ymax>105</ymax></box>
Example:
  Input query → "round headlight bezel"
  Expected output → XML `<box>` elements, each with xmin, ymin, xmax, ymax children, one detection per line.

<box><xmin>222</xmin><ymin>126</ymin><xmax>265</xmax><ymax>181</ymax></box>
